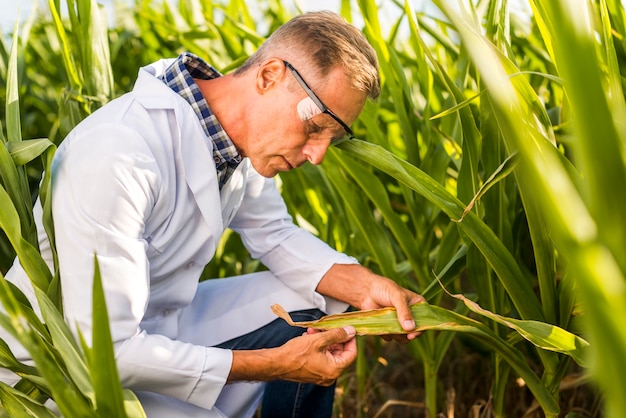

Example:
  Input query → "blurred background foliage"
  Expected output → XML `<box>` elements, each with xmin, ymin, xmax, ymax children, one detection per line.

<box><xmin>2</xmin><ymin>0</ymin><xmax>625</xmax><ymax>416</ymax></box>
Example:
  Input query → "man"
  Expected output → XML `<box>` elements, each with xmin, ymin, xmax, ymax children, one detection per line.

<box><xmin>1</xmin><ymin>11</ymin><xmax>423</xmax><ymax>417</ymax></box>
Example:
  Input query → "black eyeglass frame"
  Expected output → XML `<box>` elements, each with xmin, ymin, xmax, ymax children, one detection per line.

<box><xmin>283</xmin><ymin>61</ymin><xmax>354</xmax><ymax>144</ymax></box>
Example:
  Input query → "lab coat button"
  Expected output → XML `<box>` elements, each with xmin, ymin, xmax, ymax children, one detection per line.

<box><xmin>186</xmin><ymin>261</ymin><xmax>195</xmax><ymax>269</ymax></box>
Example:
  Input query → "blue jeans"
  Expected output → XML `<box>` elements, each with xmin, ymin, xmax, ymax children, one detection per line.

<box><xmin>216</xmin><ymin>309</ymin><xmax>335</xmax><ymax>418</ymax></box>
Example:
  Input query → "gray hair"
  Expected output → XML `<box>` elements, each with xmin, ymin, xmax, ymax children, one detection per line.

<box><xmin>235</xmin><ymin>11</ymin><xmax>380</xmax><ymax>100</ymax></box>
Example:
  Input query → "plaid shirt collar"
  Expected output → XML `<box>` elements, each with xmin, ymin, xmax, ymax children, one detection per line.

<box><xmin>159</xmin><ymin>52</ymin><xmax>241</xmax><ymax>188</ymax></box>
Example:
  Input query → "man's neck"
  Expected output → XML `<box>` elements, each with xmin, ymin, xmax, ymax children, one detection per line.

<box><xmin>196</xmin><ymin>73</ymin><xmax>250</xmax><ymax>152</ymax></box>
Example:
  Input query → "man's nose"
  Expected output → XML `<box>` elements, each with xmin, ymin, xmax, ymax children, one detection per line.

<box><xmin>303</xmin><ymin>141</ymin><xmax>329</xmax><ymax>165</ymax></box>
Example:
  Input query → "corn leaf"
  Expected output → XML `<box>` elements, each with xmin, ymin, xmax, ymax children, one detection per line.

<box><xmin>0</xmin><ymin>142</ymin><xmax>33</xmax><ymax>244</ymax></box>
<box><xmin>38</xmin><ymin>143</ymin><xmax>60</xmax><ymax>307</ymax></box>
<box><xmin>338</xmin><ymin>139</ymin><xmax>544</xmax><ymax>322</ymax></box>
<box><xmin>6</xmin><ymin>139</ymin><xmax>55</xmax><ymax>166</ymax></box>
<box><xmin>87</xmin><ymin>256</ymin><xmax>132</xmax><ymax>417</ymax></box>
<box><xmin>323</xmin><ymin>162</ymin><xmax>398</xmax><ymax>280</ymax></box>
<box><xmin>0</xmin><ymin>382</ymin><xmax>57</xmax><ymax>418</ymax></box>
<box><xmin>77</xmin><ymin>0</ymin><xmax>114</xmax><ymax>102</ymax></box>
<box><xmin>47</xmin><ymin>0</ymin><xmax>82</xmax><ymax>92</ymax></box>
<box><xmin>13</xmin><ymin>377</ymin><xmax>49</xmax><ymax>405</ymax></box>
<box><xmin>272</xmin><ymin>303</ymin><xmax>450</xmax><ymax>335</ymax></box>
<box><xmin>0</xmin><ymin>274</ymin><xmax>92</xmax><ymax>416</ymax></box>
<box><xmin>32</xmin><ymin>286</ymin><xmax>93</xmax><ymax>403</ymax></box>
<box><xmin>0</xmin><ymin>313</ymin><xmax>50</xmax><ymax>394</ymax></box>
<box><xmin>1</xmin><ymin>21</ymin><xmax>35</xmax><ymax>248</ymax></box>
<box><xmin>0</xmin><ymin>185</ymin><xmax>52</xmax><ymax>291</ymax></box>
<box><xmin>441</xmin><ymin>1</ymin><xmax>626</xmax><ymax>414</ymax></box>
<box><xmin>444</xmin><ymin>290</ymin><xmax>589</xmax><ymax>366</ymax></box>
<box><xmin>0</xmin><ymin>335</ymin><xmax>39</xmax><ymax>378</ymax></box>
<box><xmin>452</xmin><ymin>152</ymin><xmax>519</xmax><ymax>222</ymax></box>
<box><xmin>327</xmin><ymin>149</ymin><xmax>422</xmax><ymax>285</ymax></box>
<box><xmin>272</xmin><ymin>303</ymin><xmax>559</xmax><ymax>414</ymax></box>
<box><xmin>6</xmin><ymin>19</ymin><xmax>21</xmax><ymax>143</ymax></box>
<box><xmin>123</xmin><ymin>390</ymin><xmax>147</xmax><ymax>418</ymax></box>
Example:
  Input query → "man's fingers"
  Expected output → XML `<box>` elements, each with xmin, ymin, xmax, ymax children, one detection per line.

<box><xmin>310</xmin><ymin>326</ymin><xmax>355</xmax><ymax>350</ymax></box>
<box><xmin>407</xmin><ymin>331</ymin><xmax>421</xmax><ymax>340</ymax></box>
<box><xmin>343</xmin><ymin>326</ymin><xmax>356</xmax><ymax>339</ymax></box>
<box><xmin>394</xmin><ymin>290</ymin><xmax>425</xmax><ymax>332</ymax></box>
<box><xmin>321</xmin><ymin>326</ymin><xmax>355</xmax><ymax>344</ymax></box>
<box><xmin>393</xmin><ymin>300</ymin><xmax>416</xmax><ymax>332</ymax></box>
<box><xmin>309</xmin><ymin>326</ymin><xmax>357</xmax><ymax>368</ymax></box>
<box><xmin>411</xmin><ymin>294</ymin><xmax>426</xmax><ymax>304</ymax></box>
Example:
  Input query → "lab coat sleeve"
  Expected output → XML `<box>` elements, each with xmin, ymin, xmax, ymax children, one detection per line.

<box><xmin>52</xmin><ymin>124</ymin><xmax>229</xmax><ymax>410</ymax></box>
<box><xmin>229</xmin><ymin>169</ymin><xmax>358</xmax><ymax>315</ymax></box>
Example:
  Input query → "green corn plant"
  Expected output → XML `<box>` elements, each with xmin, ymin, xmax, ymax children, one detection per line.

<box><xmin>333</xmin><ymin>0</ymin><xmax>622</xmax><ymax>416</ymax></box>
<box><xmin>0</xmin><ymin>0</ymin><xmax>613</xmax><ymax>416</ymax></box>
<box><xmin>430</xmin><ymin>0</ymin><xmax>626</xmax><ymax>416</ymax></box>
<box><xmin>0</xmin><ymin>14</ymin><xmax>144</xmax><ymax>417</ymax></box>
<box><xmin>46</xmin><ymin>0</ymin><xmax>114</xmax><ymax>133</ymax></box>
<box><xmin>279</xmin><ymin>0</ymin><xmax>601</xmax><ymax>416</ymax></box>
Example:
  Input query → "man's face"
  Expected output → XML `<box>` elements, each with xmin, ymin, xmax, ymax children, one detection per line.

<box><xmin>242</xmin><ymin>62</ymin><xmax>367</xmax><ymax>178</ymax></box>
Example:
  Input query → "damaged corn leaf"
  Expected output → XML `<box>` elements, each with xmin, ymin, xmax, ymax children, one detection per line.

<box><xmin>445</xmin><ymin>291</ymin><xmax>590</xmax><ymax>367</ymax></box>
<box><xmin>272</xmin><ymin>302</ymin><xmax>560</xmax><ymax>414</ymax></box>
<box><xmin>273</xmin><ymin>303</ymin><xmax>471</xmax><ymax>335</ymax></box>
<box><xmin>272</xmin><ymin>300</ymin><xmax>589</xmax><ymax>367</ymax></box>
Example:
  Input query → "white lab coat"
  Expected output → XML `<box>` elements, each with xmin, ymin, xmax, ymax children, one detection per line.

<box><xmin>0</xmin><ymin>60</ymin><xmax>356</xmax><ymax>417</ymax></box>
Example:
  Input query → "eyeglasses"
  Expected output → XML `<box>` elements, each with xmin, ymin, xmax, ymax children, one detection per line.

<box><xmin>283</xmin><ymin>61</ymin><xmax>354</xmax><ymax>145</ymax></box>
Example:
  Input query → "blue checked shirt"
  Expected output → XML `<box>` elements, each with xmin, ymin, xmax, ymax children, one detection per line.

<box><xmin>159</xmin><ymin>52</ymin><xmax>242</xmax><ymax>189</ymax></box>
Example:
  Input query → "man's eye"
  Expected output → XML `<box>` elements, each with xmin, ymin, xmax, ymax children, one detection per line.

<box><xmin>306</xmin><ymin>122</ymin><xmax>323</xmax><ymax>134</ymax></box>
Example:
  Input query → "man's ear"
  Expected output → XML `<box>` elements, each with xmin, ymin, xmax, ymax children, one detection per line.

<box><xmin>255</xmin><ymin>58</ymin><xmax>287</xmax><ymax>93</ymax></box>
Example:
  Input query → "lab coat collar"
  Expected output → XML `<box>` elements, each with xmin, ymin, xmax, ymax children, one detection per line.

<box><xmin>133</xmin><ymin>62</ymin><xmax>240</xmax><ymax>233</ymax></box>
<box><xmin>134</xmin><ymin>61</ymin><xmax>248</xmax><ymax>228</ymax></box>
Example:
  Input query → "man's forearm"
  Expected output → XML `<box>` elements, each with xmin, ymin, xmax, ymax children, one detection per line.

<box><xmin>228</xmin><ymin>348</ymin><xmax>284</xmax><ymax>382</ymax></box>
<box><xmin>315</xmin><ymin>263</ymin><xmax>376</xmax><ymax>309</ymax></box>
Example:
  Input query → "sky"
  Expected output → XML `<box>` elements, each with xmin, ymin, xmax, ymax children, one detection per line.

<box><xmin>0</xmin><ymin>0</ymin><xmax>456</xmax><ymax>36</ymax></box>
<box><xmin>0</xmin><ymin>0</ymin><xmax>531</xmax><ymax>38</ymax></box>
<box><xmin>0</xmin><ymin>0</ymin><xmax>352</xmax><ymax>32</ymax></box>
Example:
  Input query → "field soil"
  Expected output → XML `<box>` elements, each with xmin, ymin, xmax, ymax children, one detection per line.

<box><xmin>334</xmin><ymin>337</ymin><xmax>601</xmax><ymax>418</ymax></box>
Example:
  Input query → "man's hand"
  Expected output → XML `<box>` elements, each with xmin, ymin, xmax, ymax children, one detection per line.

<box><xmin>359</xmin><ymin>272</ymin><xmax>424</xmax><ymax>342</ymax></box>
<box><xmin>277</xmin><ymin>326</ymin><xmax>357</xmax><ymax>385</ymax></box>
<box><xmin>316</xmin><ymin>264</ymin><xmax>425</xmax><ymax>342</ymax></box>
<box><xmin>228</xmin><ymin>326</ymin><xmax>357</xmax><ymax>385</ymax></box>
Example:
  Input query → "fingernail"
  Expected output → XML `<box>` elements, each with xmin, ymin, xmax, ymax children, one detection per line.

<box><xmin>403</xmin><ymin>319</ymin><xmax>416</xmax><ymax>330</ymax></box>
<box><xmin>343</xmin><ymin>326</ymin><xmax>356</xmax><ymax>337</ymax></box>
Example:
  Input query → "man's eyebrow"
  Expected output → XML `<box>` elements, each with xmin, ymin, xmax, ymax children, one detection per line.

<box><xmin>327</xmin><ymin>118</ymin><xmax>348</xmax><ymax>135</ymax></box>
